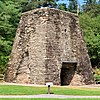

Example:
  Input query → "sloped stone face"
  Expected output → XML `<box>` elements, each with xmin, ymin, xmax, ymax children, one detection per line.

<box><xmin>4</xmin><ymin>8</ymin><xmax>95</xmax><ymax>85</ymax></box>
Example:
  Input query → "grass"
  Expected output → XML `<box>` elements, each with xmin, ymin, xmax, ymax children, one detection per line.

<box><xmin>0</xmin><ymin>85</ymin><xmax>100</xmax><ymax>95</ymax></box>
<box><xmin>0</xmin><ymin>99</ymin><xmax>100</xmax><ymax>100</ymax></box>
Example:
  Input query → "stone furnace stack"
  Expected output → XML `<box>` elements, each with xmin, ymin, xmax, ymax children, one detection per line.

<box><xmin>4</xmin><ymin>8</ymin><xmax>94</xmax><ymax>85</ymax></box>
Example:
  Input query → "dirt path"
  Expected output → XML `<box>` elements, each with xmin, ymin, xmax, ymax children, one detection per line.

<box><xmin>0</xmin><ymin>94</ymin><xmax>100</xmax><ymax>98</ymax></box>
<box><xmin>1</xmin><ymin>82</ymin><xmax>100</xmax><ymax>88</ymax></box>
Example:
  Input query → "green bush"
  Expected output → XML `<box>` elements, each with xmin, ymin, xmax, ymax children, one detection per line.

<box><xmin>94</xmin><ymin>74</ymin><xmax>100</xmax><ymax>81</ymax></box>
<box><xmin>94</xmin><ymin>68</ymin><xmax>100</xmax><ymax>83</ymax></box>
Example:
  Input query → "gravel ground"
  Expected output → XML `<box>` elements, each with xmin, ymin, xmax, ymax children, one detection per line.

<box><xmin>1</xmin><ymin>94</ymin><xmax>100</xmax><ymax>98</ymax></box>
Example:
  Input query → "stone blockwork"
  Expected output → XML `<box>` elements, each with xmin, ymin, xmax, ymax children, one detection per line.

<box><xmin>4</xmin><ymin>8</ymin><xmax>94</xmax><ymax>85</ymax></box>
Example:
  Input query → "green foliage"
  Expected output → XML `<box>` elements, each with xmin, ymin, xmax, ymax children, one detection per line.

<box><xmin>83</xmin><ymin>0</ymin><xmax>100</xmax><ymax>17</ymax></box>
<box><xmin>94</xmin><ymin>68</ymin><xmax>100</xmax><ymax>75</ymax></box>
<box><xmin>58</xmin><ymin>3</ymin><xmax>67</xmax><ymax>11</ymax></box>
<box><xmin>79</xmin><ymin>0</ymin><xmax>100</xmax><ymax>68</ymax></box>
<box><xmin>94</xmin><ymin>68</ymin><xmax>100</xmax><ymax>83</ymax></box>
<box><xmin>79</xmin><ymin>13</ymin><xmax>100</xmax><ymax>67</ymax></box>
<box><xmin>0</xmin><ymin>74</ymin><xmax>4</xmax><ymax>81</ymax></box>
<box><xmin>12</xmin><ymin>0</ymin><xmax>58</xmax><ymax>12</ymax></box>
<box><xmin>32</xmin><ymin>0</ymin><xmax>58</xmax><ymax>8</ymax></box>
<box><xmin>94</xmin><ymin>74</ymin><xmax>100</xmax><ymax>82</ymax></box>
<box><xmin>0</xmin><ymin>0</ymin><xmax>21</xmax><ymax>74</ymax></box>
<box><xmin>13</xmin><ymin>0</ymin><xmax>34</xmax><ymax>12</ymax></box>
<box><xmin>68</xmin><ymin>0</ymin><xmax>78</xmax><ymax>13</ymax></box>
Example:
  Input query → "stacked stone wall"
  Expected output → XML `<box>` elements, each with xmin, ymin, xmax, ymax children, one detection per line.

<box><xmin>4</xmin><ymin>8</ymin><xmax>94</xmax><ymax>85</ymax></box>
